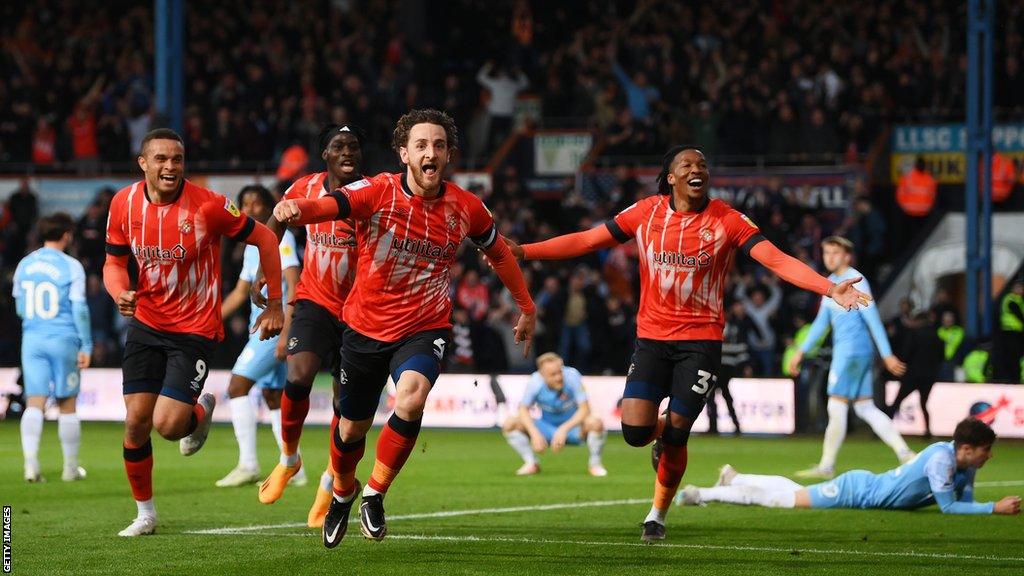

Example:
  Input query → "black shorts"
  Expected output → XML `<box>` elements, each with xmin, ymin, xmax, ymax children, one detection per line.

<box><xmin>336</xmin><ymin>327</ymin><xmax>452</xmax><ymax>421</ymax></box>
<box><xmin>121</xmin><ymin>319</ymin><xmax>217</xmax><ymax>405</ymax></box>
<box><xmin>623</xmin><ymin>339</ymin><xmax>722</xmax><ymax>418</ymax></box>
<box><xmin>286</xmin><ymin>299</ymin><xmax>347</xmax><ymax>378</ymax></box>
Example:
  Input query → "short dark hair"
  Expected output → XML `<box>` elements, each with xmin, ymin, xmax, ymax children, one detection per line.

<box><xmin>38</xmin><ymin>212</ymin><xmax>75</xmax><ymax>242</ymax></box>
<box><xmin>656</xmin><ymin>144</ymin><xmax>703</xmax><ymax>195</ymax></box>
<box><xmin>141</xmin><ymin>128</ymin><xmax>184</xmax><ymax>155</ymax></box>
<box><xmin>319</xmin><ymin>123</ymin><xmax>366</xmax><ymax>152</ymax></box>
<box><xmin>392</xmin><ymin>109</ymin><xmax>459</xmax><ymax>155</ymax></box>
<box><xmin>953</xmin><ymin>417</ymin><xmax>996</xmax><ymax>448</ymax></box>
<box><xmin>237</xmin><ymin>184</ymin><xmax>276</xmax><ymax>211</ymax></box>
<box><xmin>821</xmin><ymin>235</ymin><xmax>855</xmax><ymax>253</ymax></box>
<box><xmin>915</xmin><ymin>156</ymin><xmax>926</xmax><ymax>171</ymax></box>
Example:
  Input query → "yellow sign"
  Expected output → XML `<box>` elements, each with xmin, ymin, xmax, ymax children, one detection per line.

<box><xmin>891</xmin><ymin>152</ymin><xmax>1024</xmax><ymax>184</ymax></box>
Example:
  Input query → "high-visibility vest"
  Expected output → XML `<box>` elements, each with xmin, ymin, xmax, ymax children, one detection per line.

<box><xmin>991</xmin><ymin>153</ymin><xmax>1016</xmax><ymax>203</ymax></box>
<box><xmin>937</xmin><ymin>325</ymin><xmax>964</xmax><ymax>361</ymax></box>
<box><xmin>896</xmin><ymin>169</ymin><xmax>937</xmax><ymax>216</ymax></box>
<box><xmin>963</xmin><ymin>349</ymin><xmax>990</xmax><ymax>383</ymax></box>
<box><xmin>1001</xmin><ymin>293</ymin><xmax>1024</xmax><ymax>332</ymax></box>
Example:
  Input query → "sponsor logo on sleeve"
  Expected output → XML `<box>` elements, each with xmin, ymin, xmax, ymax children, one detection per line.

<box><xmin>224</xmin><ymin>198</ymin><xmax>241</xmax><ymax>217</ymax></box>
<box><xmin>345</xmin><ymin>179</ymin><xmax>371</xmax><ymax>191</ymax></box>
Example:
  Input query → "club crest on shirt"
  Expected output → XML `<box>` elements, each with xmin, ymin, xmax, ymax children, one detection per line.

<box><xmin>224</xmin><ymin>198</ymin><xmax>241</xmax><ymax>217</ymax></box>
<box><xmin>446</xmin><ymin>214</ymin><xmax>458</xmax><ymax>231</ymax></box>
<box><xmin>700</xmin><ymin>228</ymin><xmax>713</xmax><ymax>242</ymax></box>
<box><xmin>179</xmin><ymin>220</ymin><xmax>193</xmax><ymax>234</ymax></box>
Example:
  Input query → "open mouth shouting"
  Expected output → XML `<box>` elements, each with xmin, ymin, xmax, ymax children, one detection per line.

<box><xmin>338</xmin><ymin>157</ymin><xmax>357</xmax><ymax>173</ymax></box>
<box><xmin>687</xmin><ymin>176</ymin><xmax>705</xmax><ymax>189</ymax></box>
<box><xmin>421</xmin><ymin>161</ymin><xmax>439</xmax><ymax>179</ymax></box>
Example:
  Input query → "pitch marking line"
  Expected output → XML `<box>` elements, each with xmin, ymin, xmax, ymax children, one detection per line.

<box><xmin>191</xmin><ymin>532</ymin><xmax>1024</xmax><ymax>564</ymax></box>
<box><xmin>388</xmin><ymin>535</ymin><xmax>1024</xmax><ymax>563</ymax></box>
<box><xmin>974</xmin><ymin>480</ymin><xmax>1024</xmax><ymax>487</ymax></box>
<box><xmin>186</xmin><ymin>498</ymin><xmax>649</xmax><ymax>535</ymax></box>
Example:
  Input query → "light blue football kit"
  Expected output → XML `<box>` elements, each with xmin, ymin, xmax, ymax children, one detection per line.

<box><xmin>520</xmin><ymin>367</ymin><xmax>587</xmax><ymax>444</ymax></box>
<box><xmin>807</xmin><ymin>441</ymin><xmax>994</xmax><ymax>513</ymax></box>
<box><xmin>14</xmin><ymin>247</ymin><xmax>92</xmax><ymax>399</ymax></box>
<box><xmin>230</xmin><ymin>230</ymin><xmax>299</xmax><ymax>389</ymax></box>
<box><xmin>801</xmin><ymin>267</ymin><xmax>892</xmax><ymax>399</ymax></box>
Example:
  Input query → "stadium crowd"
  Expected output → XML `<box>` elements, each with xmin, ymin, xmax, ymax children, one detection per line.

<box><xmin>3</xmin><ymin>0</ymin><xmax>1024</xmax><ymax>168</ymax></box>
<box><xmin>1</xmin><ymin>0</ymin><xmax>1020</xmax><ymax>383</ymax></box>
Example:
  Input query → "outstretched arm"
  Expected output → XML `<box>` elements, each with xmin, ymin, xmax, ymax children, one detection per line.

<box><xmin>521</xmin><ymin>224</ymin><xmax>620</xmax><ymax>261</ymax></box>
<box><xmin>483</xmin><ymin>236</ymin><xmax>537</xmax><ymax>357</ymax></box>
<box><xmin>749</xmin><ymin>240</ymin><xmax>870</xmax><ymax>310</ymax></box>
<box><xmin>749</xmin><ymin>240</ymin><xmax>832</xmax><ymax>295</ymax></box>
<box><xmin>273</xmin><ymin>192</ymin><xmax>349</xmax><ymax>227</ymax></box>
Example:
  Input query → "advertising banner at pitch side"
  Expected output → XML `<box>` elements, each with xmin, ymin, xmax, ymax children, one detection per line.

<box><xmin>886</xmin><ymin>382</ymin><xmax>1024</xmax><ymax>438</ymax></box>
<box><xmin>0</xmin><ymin>369</ymin><xmax>795</xmax><ymax>434</ymax></box>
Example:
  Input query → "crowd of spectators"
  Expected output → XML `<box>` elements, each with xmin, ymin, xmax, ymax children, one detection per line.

<box><xmin>2</xmin><ymin>0</ymin><xmax>1021</xmax><ymax>377</ymax></box>
<box><xmin>3</xmin><ymin>1</ymin><xmax>1023</xmax><ymax>170</ymax></box>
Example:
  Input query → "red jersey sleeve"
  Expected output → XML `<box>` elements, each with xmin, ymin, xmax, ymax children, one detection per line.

<box><xmin>104</xmin><ymin>192</ymin><xmax>130</xmax><ymax>255</ymax></box>
<box><xmin>282</xmin><ymin>180</ymin><xmax>303</xmax><ymax>201</ymax></box>
<box><xmin>338</xmin><ymin>177</ymin><xmax>381</xmax><ymax>221</ymax></box>
<box><xmin>722</xmin><ymin>207</ymin><xmax>763</xmax><ymax>252</ymax></box>
<box><xmin>608</xmin><ymin>200</ymin><xmax>647</xmax><ymax>242</ymax></box>
<box><xmin>466</xmin><ymin>195</ymin><xmax>498</xmax><ymax>249</ymax></box>
<box><xmin>201</xmin><ymin>195</ymin><xmax>255</xmax><ymax>240</ymax></box>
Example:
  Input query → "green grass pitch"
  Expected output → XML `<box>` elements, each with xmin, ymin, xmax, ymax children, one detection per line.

<box><xmin>2</xmin><ymin>420</ymin><xmax>1021</xmax><ymax>575</ymax></box>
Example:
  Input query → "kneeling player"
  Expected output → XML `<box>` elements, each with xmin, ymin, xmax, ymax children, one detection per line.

<box><xmin>216</xmin><ymin>185</ymin><xmax>304</xmax><ymax>487</ymax></box>
<box><xmin>679</xmin><ymin>418</ymin><xmax>1021</xmax><ymax>516</ymax></box>
<box><xmin>503</xmin><ymin>353</ymin><xmax>607</xmax><ymax>476</ymax></box>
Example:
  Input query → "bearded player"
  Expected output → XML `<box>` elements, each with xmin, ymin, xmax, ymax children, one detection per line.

<box><xmin>273</xmin><ymin>109</ymin><xmax>536</xmax><ymax>547</ymax></box>
<box><xmin>103</xmin><ymin>128</ymin><xmax>283</xmax><ymax>536</ymax></box>
<box><xmin>506</xmin><ymin>145</ymin><xmax>869</xmax><ymax>542</ymax></box>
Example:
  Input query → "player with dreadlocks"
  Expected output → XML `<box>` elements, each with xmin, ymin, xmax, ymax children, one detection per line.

<box><xmin>504</xmin><ymin>145</ymin><xmax>871</xmax><ymax>542</ymax></box>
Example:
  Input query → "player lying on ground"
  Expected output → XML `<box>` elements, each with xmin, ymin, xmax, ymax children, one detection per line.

<box><xmin>788</xmin><ymin>236</ymin><xmax>914</xmax><ymax>479</ymax></box>
<box><xmin>273</xmin><ymin>109</ymin><xmax>536</xmax><ymax>548</ymax></box>
<box><xmin>216</xmin><ymin>184</ymin><xmax>303</xmax><ymax>488</ymax></box>
<box><xmin>678</xmin><ymin>417</ymin><xmax>1021</xmax><ymax>516</ymax></box>
<box><xmin>503</xmin><ymin>353</ymin><xmax>607</xmax><ymax>477</ymax></box>
<box><xmin>15</xmin><ymin>213</ymin><xmax>92</xmax><ymax>483</ymax></box>
<box><xmin>505</xmin><ymin>145</ymin><xmax>870</xmax><ymax>543</ymax></box>
<box><xmin>252</xmin><ymin>124</ymin><xmax>366</xmax><ymax>529</ymax></box>
<box><xmin>103</xmin><ymin>128</ymin><xmax>284</xmax><ymax>537</ymax></box>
